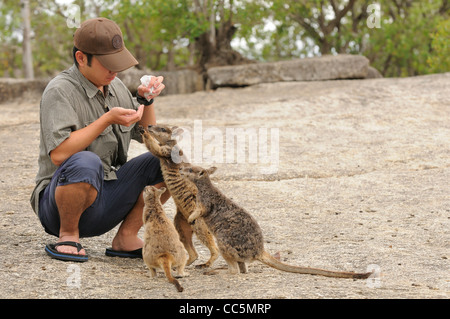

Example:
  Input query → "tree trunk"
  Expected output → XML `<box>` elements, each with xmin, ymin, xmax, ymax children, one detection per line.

<box><xmin>21</xmin><ymin>0</ymin><xmax>34</xmax><ymax>79</ymax></box>
<box><xmin>188</xmin><ymin>42</ymin><xmax>196</xmax><ymax>67</ymax></box>
<box><xmin>166</xmin><ymin>42</ymin><xmax>176</xmax><ymax>71</ymax></box>
<box><xmin>195</xmin><ymin>20</ymin><xmax>253</xmax><ymax>72</ymax></box>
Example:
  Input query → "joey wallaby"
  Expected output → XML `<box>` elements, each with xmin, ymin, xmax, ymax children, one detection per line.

<box><xmin>142</xmin><ymin>186</ymin><xmax>188</xmax><ymax>292</ymax></box>
<box><xmin>141</xmin><ymin>125</ymin><xmax>219</xmax><ymax>268</ymax></box>
<box><xmin>181</xmin><ymin>165</ymin><xmax>372</xmax><ymax>279</ymax></box>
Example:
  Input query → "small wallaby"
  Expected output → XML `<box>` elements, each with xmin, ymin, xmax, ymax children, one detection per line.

<box><xmin>142</xmin><ymin>186</ymin><xmax>188</xmax><ymax>292</ymax></box>
<box><xmin>141</xmin><ymin>125</ymin><xmax>219</xmax><ymax>268</ymax></box>
<box><xmin>181</xmin><ymin>166</ymin><xmax>372</xmax><ymax>279</ymax></box>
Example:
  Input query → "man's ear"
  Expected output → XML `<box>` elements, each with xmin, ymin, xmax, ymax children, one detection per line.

<box><xmin>75</xmin><ymin>51</ymin><xmax>88</xmax><ymax>67</ymax></box>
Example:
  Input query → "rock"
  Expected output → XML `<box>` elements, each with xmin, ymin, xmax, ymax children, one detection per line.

<box><xmin>1</xmin><ymin>72</ymin><xmax>450</xmax><ymax>299</ymax></box>
<box><xmin>118</xmin><ymin>67</ymin><xmax>204</xmax><ymax>96</ymax></box>
<box><xmin>0</xmin><ymin>55</ymin><xmax>374</xmax><ymax>102</ymax></box>
<box><xmin>0</xmin><ymin>78</ymin><xmax>48</xmax><ymax>103</ymax></box>
<box><xmin>366</xmin><ymin>66</ymin><xmax>383</xmax><ymax>78</ymax></box>
<box><xmin>206</xmin><ymin>54</ymin><xmax>370</xmax><ymax>88</ymax></box>
<box><xmin>0</xmin><ymin>67</ymin><xmax>204</xmax><ymax>103</ymax></box>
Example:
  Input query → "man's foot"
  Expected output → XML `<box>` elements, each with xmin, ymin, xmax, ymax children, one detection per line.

<box><xmin>105</xmin><ymin>234</ymin><xmax>143</xmax><ymax>258</ymax></box>
<box><xmin>105</xmin><ymin>247</ymin><xmax>143</xmax><ymax>258</ymax></box>
<box><xmin>45</xmin><ymin>240</ymin><xmax>88</xmax><ymax>262</ymax></box>
<box><xmin>56</xmin><ymin>235</ymin><xmax>86</xmax><ymax>256</ymax></box>
<box><xmin>111</xmin><ymin>233</ymin><xmax>143</xmax><ymax>252</ymax></box>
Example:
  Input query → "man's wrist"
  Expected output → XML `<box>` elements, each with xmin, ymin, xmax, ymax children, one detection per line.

<box><xmin>136</xmin><ymin>94</ymin><xmax>154</xmax><ymax>106</ymax></box>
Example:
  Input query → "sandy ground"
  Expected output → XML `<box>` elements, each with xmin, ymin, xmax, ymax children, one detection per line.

<box><xmin>0</xmin><ymin>73</ymin><xmax>448</xmax><ymax>300</ymax></box>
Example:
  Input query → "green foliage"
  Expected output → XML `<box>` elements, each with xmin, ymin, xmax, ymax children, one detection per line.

<box><xmin>99</xmin><ymin>0</ymin><xmax>209</xmax><ymax>70</ymax></box>
<box><xmin>0</xmin><ymin>0</ymin><xmax>448</xmax><ymax>77</ymax></box>
<box><xmin>428</xmin><ymin>18</ymin><xmax>450</xmax><ymax>73</ymax></box>
<box><xmin>365</xmin><ymin>0</ymin><xmax>449</xmax><ymax>77</ymax></box>
<box><xmin>0</xmin><ymin>0</ymin><xmax>22</xmax><ymax>76</ymax></box>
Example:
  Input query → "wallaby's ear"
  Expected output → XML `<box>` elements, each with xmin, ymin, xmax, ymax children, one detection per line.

<box><xmin>143</xmin><ymin>185</ymin><xmax>152</xmax><ymax>195</ymax></box>
<box><xmin>157</xmin><ymin>187</ymin><xmax>166</xmax><ymax>195</ymax></box>
<box><xmin>171</xmin><ymin>127</ymin><xmax>184</xmax><ymax>137</ymax></box>
<box><xmin>199</xmin><ymin>166</ymin><xmax>217</xmax><ymax>177</ymax></box>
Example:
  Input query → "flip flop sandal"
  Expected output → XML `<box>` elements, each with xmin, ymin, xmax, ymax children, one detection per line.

<box><xmin>105</xmin><ymin>247</ymin><xmax>142</xmax><ymax>258</ymax></box>
<box><xmin>45</xmin><ymin>241</ymin><xmax>88</xmax><ymax>262</ymax></box>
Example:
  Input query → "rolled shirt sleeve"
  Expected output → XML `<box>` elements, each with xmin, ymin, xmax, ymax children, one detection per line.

<box><xmin>40</xmin><ymin>85</ymin><xmax>78</xmax><ymax>156</ymax></box>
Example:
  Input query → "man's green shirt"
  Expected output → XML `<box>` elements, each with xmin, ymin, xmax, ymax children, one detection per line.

<box><xmin>30</xmin><ymin>64</ymin><xmax>142</xmax><ymax>214</ymax></box>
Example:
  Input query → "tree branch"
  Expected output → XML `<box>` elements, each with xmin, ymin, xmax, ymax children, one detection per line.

<box><xmin>439</xmin><ymin>0</ymin><xmax>449</xmax><ymax>15</ymax></box>
<box><xmin>289</xmin><ymin>13</ymin><xmax>323</xmax><ymax>43</ymax></box>
<box><xmin>326</xmin><ymin>0</ymin><xmax>356</xmax><ymax>34</ymax></box>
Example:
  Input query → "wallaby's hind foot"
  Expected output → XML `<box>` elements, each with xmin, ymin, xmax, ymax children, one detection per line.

<box><xmin>202</xmin><ymin>266</ymin><xmax>228</xmax><ymax>276</ymax></box>
<box><xmin>174</xmin><ymin>272</ymin><xmax>190</xmax><ymax>278</ymax></box>
<box><xmin>221</xmin><ymin>252</ymin><xmax>240</xmax><ymax>275</ymax></box>
<box><xmin>238</xmin><ymin>262</ymin><xmax>248</xmax><ymax>274</ymax></box>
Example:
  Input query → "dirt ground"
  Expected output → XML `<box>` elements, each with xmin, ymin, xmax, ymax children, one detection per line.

<box><xmin>0</xmin><ymin>73</ymin><xmax>448</xmax><ymax>300</ymax></box>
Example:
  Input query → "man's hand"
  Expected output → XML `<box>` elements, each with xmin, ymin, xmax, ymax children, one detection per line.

<box><xmin>137</xmin><ymin>75</ymin><xmax>165</xmax><ymax>99</ymax></box>
<box><xmin>50</xmin><ymin>105</ymin><xmax>144</xmax><ymax>166</ymax></box>
<box><xmin>106</xmin><ymin>105</ymin><xmax>144</xmax><ymax>127</ymax></box>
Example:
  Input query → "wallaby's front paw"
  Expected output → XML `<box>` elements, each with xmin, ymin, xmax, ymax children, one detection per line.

<box><xmin>161</xmin><ymin>145</ymin><xmax>173</xmax><ymax>157</ymax></box>
<box><xmin>187</xmin><ymin>215</ymin><xmax>196</xmax><ymax>224</ymax></box>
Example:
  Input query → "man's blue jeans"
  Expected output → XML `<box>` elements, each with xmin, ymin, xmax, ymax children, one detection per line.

<box><xmin>38</xmin><ymin>151</ymin><xmax>164</xmax><ymax>237</ymax></box>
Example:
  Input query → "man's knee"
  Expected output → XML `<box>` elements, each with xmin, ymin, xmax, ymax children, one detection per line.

<box><xmin>141</xmin><ymin>151</ymin><xmax>160</xmax><ymax>165</ymax></box>
<box><xmin>55</xmin><ymin>182</ymin><xmax>98</xmax><ymax>206</ymax></box>
<box><xmin>67</xmin><ymin>151</ymin><xmax>102</xmax><ymax>171</ymax></box>
<box><xmin>56</xmin><ymin>151</ymin><xmax>103</xmax><ymax>189</ymax></box>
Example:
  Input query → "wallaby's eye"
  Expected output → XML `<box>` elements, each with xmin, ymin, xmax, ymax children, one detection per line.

<box><xmin>161</xmin><ymin>127</ymin><xmax>167</xmax><ymax>132</ymax></box>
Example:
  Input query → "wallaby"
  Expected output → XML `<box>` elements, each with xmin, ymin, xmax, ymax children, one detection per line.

<box><xmin>141</xmin><ymin>124</ymin><xmax>219</xmax><ymax>268</ymax></box>
<box><xmin>142</xmin><ymin>186</ymin><xmax>188</xmax><ymax>292</ymax></box>
<box><xmin>181</xmin><ymin>165</ymin><xmax>372</xmax><ymax>279</ymax></box>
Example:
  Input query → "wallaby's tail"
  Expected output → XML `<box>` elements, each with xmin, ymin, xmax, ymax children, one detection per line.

<box><xmin>158</xmin><ymin>254</ymin><xmax>184</xmax><ymax>292</ymax></box>
<box><xmin>258</xmin><ymin>251</ymin><xmax>372</xmax><ymax>279</ymax></box>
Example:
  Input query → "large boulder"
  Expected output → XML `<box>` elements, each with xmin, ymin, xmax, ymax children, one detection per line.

<box><xmin>0</xmin><ymin>68</ymin><xmax>204</xmax><ymax>104</ymax></box>
<box><xmin>206</xmin><ymin>54</ymin><xmax>370</xmax><ymax>88</ymax></box>
<box><xmin>366</xmin><ymin>66</ymin><xmax>383</xmax><ymax>78</ymax></box>
<box><xmin>0</xmin><ymin>78</ymin><xmax>48</xmax><ymax>103</ymax></box>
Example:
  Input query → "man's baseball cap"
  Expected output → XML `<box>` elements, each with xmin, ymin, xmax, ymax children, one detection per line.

<box><xmin>73</xmin><ymin>17</ymin><xmax>138</xmax><ymax>72</ymax></box>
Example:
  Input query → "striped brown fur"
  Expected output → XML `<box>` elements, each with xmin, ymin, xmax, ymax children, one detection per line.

<box><xmin>142</xmin><ymin>125</ymin><xmax>219</xmax><ymax>268</ymax></box>
<box><xmin>142</xmin><ymin>186</ymin><xmax>187</xmax><ymax>292</ymax></box>
<box><xmin>182</xmin><ymin>165</ymin><xmax>373</xmax><ymax>279</ymax></box>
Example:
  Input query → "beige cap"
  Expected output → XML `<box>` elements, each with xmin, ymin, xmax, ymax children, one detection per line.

<box><xmin>74</xmin><ymin>17</ymin><xmax>138</xmax><ymax>72</ymax></box>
